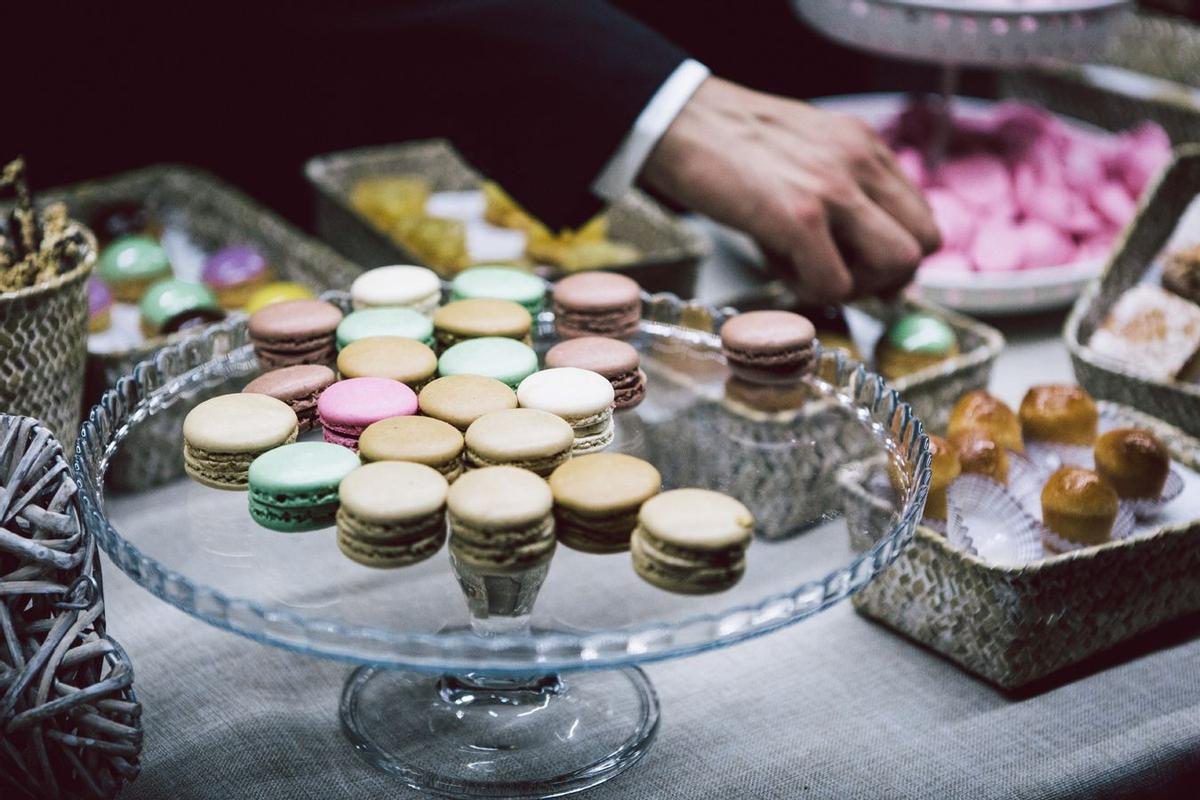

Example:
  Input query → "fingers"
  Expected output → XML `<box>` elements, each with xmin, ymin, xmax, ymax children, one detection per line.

<box><xmin>781</xmin><ymin>208</ymin><xmax>855</xmax><ymax>305</ymax></box>
<box><xmin>829</xmin><ymin>190</ymin><xmax>924</xmax><ymax>296</ymax></box>
<box><xmin>862</xmin><ymin>166</ymin><xmax>942</xmax><ymax>256</ymax></box>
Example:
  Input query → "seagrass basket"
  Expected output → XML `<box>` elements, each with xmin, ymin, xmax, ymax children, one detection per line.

<box><xmin>0</xmin><ymin>232</ymin><xmax>96</xmax><ymax>450</ymax></box>
<box><xmin>841</xmin><ymin>401</ymin><xmax>1200</xmax><ymax>690</ymax></box>
<box><xmin>1064</xmin><ymin>144</ymin><xmax>1200</xmax><ymax>438</ymax></box>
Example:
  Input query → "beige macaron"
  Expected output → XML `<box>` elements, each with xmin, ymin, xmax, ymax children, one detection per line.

<box><xmin>337</xmin><ymin>336</ymin><xmax>439</xmax><ymax>390</ymax></box>
<box><xmin>549</xmin><ymin>453</ymin><xmax>662</xmax><ymax>553</ymax></box>
<box><xmin>433</xmin><ymin>298</ymin><xmax>533</xmax><ymax>350</ymax></box>
<box><xmin>464</xmin><ymin>408</ymin><xmax>575</xmax><ymax>477</ymax></box>
<box><xmin>418</xmin><ymin>374</ymin><xmax>519</xmax><ymax>431</ymax></box>
<box><xmin>446</xmin><ymin>466</ymin><xmax>556</xmax><ymax>573</ymax></box>
<box><xmin>183</xmin><ymin>393</ymin><xmax>299</xmax><ymax>490</ymax></box>
<box><xmin>358</xmin><ymin>415</ymin><xmax>466</xmax><ymax>482</ymax></box>
<box><xmin>336</xmin><ymin>461</ymin><xmax>449</xmax><ymax>568</ymax></box>
<box><xmin>631</xmin><ymin>489</ymin><xmax>754</xmax><ymax>594</ymax></box>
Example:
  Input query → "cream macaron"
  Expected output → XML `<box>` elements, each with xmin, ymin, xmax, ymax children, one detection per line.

<box><xmin>464</xmin><ymin>408</ymin><xmax>575</xmax><ymax>477</ymax></box>
<box><xmin>183</xmin><ymin>393</ymin><xmax>299</xmax><ymax>490</ymax></box>
<box><xmin>350</xmin><ymin>265</ymin><xmax>442</xmax><ymax>315</ymax></box>
<box><xmin>631</xmin><ymin>489</ymin><xmax>754</xmax><ymax>594</ymax></box>
<box><xmin>336</xmin><ymin>461</ymin><xmax>449</xmax><ymax>567</ymax></box>
<box><xmin>446</xmin><ymin>466</ymin><xmax>556</xmax><ymax>573</ymax></box>
<box><xmin>516</xmin><ymin>367</ymin><xmax>615</xmax><ymax>454</ymax></box>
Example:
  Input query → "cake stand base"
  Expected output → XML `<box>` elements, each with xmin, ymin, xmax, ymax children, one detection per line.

<box><xmin>340</xmin><ymin>666</ymin><xmax>660</xmax><ymax>798</ymax></box>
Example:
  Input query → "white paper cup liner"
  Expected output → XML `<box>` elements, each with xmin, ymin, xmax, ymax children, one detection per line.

<box><xmin>1025</xmin><ymin>440</ymin><xmax>1094</xmax><ymax>474</ymax></box>
<box><xmin>946</xmin><ymin>475</ymin><xmax>1044</xmax><ymax>566</ymax></box>
<box><xmin>1120</xmin><ymin>469</ymin><xmax>1185</xmax><ymax>521</ymax></box>
<box><xmin>1040</xmin><ymin>504</ymin><xmax>1136</xmax><ymax>555</ymax></box>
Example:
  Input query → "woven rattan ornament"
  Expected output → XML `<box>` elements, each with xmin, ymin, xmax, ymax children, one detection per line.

<box><xmin>0</xmin><ymin>415</ymin><xmax>141</xmax><ymax>799</ymax></box>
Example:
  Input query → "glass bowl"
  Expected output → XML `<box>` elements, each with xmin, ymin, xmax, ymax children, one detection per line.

<box><xmin>75</xmin><ymin>292</ymin><xmax>930</xmax><ymax>798</ymax></box>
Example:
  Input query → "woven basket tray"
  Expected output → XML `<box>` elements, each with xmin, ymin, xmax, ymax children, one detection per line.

<box><xmin>42</xmin><ymin>166</ymin><xmax>363</xmax><ymax>491</ymax></box>
<box><xmin>304</xmin><ymin>140</ymin><xmax>712</xmax><ymax>297</ymax></box>
<box><xmin>1064</xmin><ymin>144</ymin><xmax>1200</xmax><ymax>438</ymax></box>
<box><xmin>1001</xmin><ymin>11</ymin><xmax>1200</xmax><ymax>143</ymax></box>
<box><xmin>841</xmin><ymin>401</ymin><xmax>1200</xmax><ymax>691</ymax></box>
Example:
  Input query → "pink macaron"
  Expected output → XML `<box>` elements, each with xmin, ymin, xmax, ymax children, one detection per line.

<box><xmin>316</xmin><ymin>377</ymin><xmax>418</xmax><ymax>451</ymax></box>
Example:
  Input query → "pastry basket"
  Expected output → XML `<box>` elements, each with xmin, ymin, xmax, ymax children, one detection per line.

<box><xmin>1064</xmin><ymin>144</ymin><xmax>1200</xmax><ymax>438</ymax></box>
<box><xmin>840</xmin><ymin>400</ymin><xmax>1200</xmax><ymax>690</ymax></box>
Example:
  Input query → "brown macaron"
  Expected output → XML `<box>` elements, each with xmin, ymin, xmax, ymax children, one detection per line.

<box><xmin>359</xmin><ymin>415</ymin><xmax>466</xmax><ymax>482</ymax></box>
<box><xmin>242</xmin><ymin>364</ymin><xmax>336</xmax><ymax>432</ymax></box>
<box><xmin>418</xmin><ymin>374</ymin><xmax>519</xmax><ymax>431</ymax></box>
<box><xmin>432</xmin><ymin>298</ymin><xmax>532</xmax><ymax>350</ymax></box>
<box><xmin>719</xmin><ymin>311</ymin><xmax>817</xmax><ymax>385</ymax></box>
<box><xmin>337</xmin><ymin>335</ymin><xmax>439</xmax><ymax>390</ymax></box>
<box><xmin>248</xmin><ymin>299</ymin><xmax>343</xmax><ymax>369</ymax></box>
<box><xmin>544</xmin><ymin>336</ymin><xmax>646</xmax><ymax>410</ymax></box>
<box><xmin>552</xmin><ymin>272</ymin><xmax>642</xmax><ymax>339</ymax></box>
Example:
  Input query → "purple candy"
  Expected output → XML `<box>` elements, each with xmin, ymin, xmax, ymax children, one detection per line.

<box><xmin>88</xmin><ymin>277</ymin><xmax>113</xmax><ymax>316</ymax></box>
<box><xmin>202</xmin><ymin>245</ymin><xmax>269</xmax><ymax>288</ymax></box>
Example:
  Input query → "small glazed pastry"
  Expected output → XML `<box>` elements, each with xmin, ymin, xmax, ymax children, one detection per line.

<box><xmin>418</xmin><ymin>375</ymin><xmax>518</xmax><ymax>431</ymax></box>
<box><xmin>517</xmin><ymin>367</ymin><xmax>616</xmax><ymax>454</ymax></box>
<box><xmin>248</xmin><ymin>299</ymin><xmax>344</xmax><ymax>369</ymax></box>
<box><xmin>96</xmin><ymin>235</ymin><xmax>172</xmax><ymax>302</ymax></box>
<box><xmin>336</xmin><ymin>336</ymin><xmax>439</xmax><ymax>390</ymax></box>
<box><xmin>631</xmin><ymin>489</ymin><xmax>754</xmax><ymax>594</ymax></box>
<box><xmin>432</xmin><ymin>298</ymin><xmax>533</xmax><ymax>349</ymax></box>
<box><xmin>242</xmin><ymin>364</ymin><xmax>336</xmax><ymax>432</ymax></box>
<box><xmin>545</xmin><ymin>336</ymin><xmax>647</xmax><ymax>410</ymax></box>
<box><xmin>358</xmin><ymin>415</ymin><xmax>466</xmax><ymax>482</ymax></box>
<box><xmin>552</xmin><ymin>272</ymin><xmax>642</xmax><ymax>339</ymax></box>
<box><xmin>247</xmin><ymin>442</ymin><xmax>361</xmax><ymax>532</ymax></box>
<box><xmin>336</xmin><ymin>462</ymin><xmax>449</xmax><ymax>568</ymax></box>
<box><xmin>202</xmin><ymin>245</ymin><xmax>273</xmax><ymax>309</ymax></box>
<box><xmin>1041</xmin><ymin>467</ymin><xmax>1119</xmax><ymax>551</ymax></box>
<box><xmin>1088</xmin><ymin>285</ymin><xmax>1200</xmax><ymax>383</ymax></box>
<box><xmin>950</xmin><ymin>429</ymin><xmax>1009</xmax><ymax>485</ymax></box>
<box><xmin>437</xmin><ymin>337</ymin><xmax>539</xmax><ymax>389</ymax></box>
<box><xmin>138</xmin><ymin>278</ymin><xmax>224</xmax><ymax>337</ymax></box>
<box><xmin>874</xmin><ymin>313</ymin><xmax>959</xmax><ymax>380</ymax></box>
<box><xmin>719</xmin><ymin>311</ymin><xmax>817</xmax><ymax>385</ymax></box>
<box><xmin>243</xmin><ymin>281</ymin><xmax>315</xmax><ymax>315</ymax></box>
<box><xmin>88</xmin><ymin>277</ymin><xmax>113</xmax><ymax>333</ymax></box>
<box><xmin>549</xmin><ymin>453</ymin><xmax>662</xmax><ymax>553</ymax></box>
<box><xmin>463</xmin><ymin>408</ymin><xmax>575</xmax><ymax>476</ymax></box>
<box><xmin>1162</xmin><ymin>244</ymin><xmax>1200</xmax><ymax>305</ymax></box>
<box><xmin>1094</xmin><ymin>428</ymin><xmax>1170</xmax><ymax>499</ymax></box>
<box><xmin>925</xmin><ymin>435</ymin><xmax>962</xmax><ymax>523</ymax></box>
<box><xmin>349</xmin><ymin>264</ymin><xmax>442</xmax><ymax>315</ymax></box>
<box><xmin>450</xmin><ymin>266</ymin><xmax>546</xmax><ymax>316</ymax></box>
<box><xmin>946</xmin><ymin>390</ymin><xmax>1024</xmax><ymax>453</ymax></box>
<box><xmin>1019</xmin><ymin>384</ymin><xmax>1099</xmax><ymax>446</ymax></box>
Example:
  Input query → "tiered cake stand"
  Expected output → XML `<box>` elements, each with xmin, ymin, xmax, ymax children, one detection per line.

<box><xmin>76</xmin><ymin>293</ymin><xmax>930</xmax><ymax>798</ymax></box>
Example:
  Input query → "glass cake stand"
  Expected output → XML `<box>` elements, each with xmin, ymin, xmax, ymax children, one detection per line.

<box><xmin>75</xmin><ymin>293</ymin><xmax>931</xmax><ymax>798</ymax></box>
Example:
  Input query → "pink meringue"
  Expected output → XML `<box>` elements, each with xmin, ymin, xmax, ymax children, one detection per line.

<box><xmin>1016</xmin><ymin>219</ymin><xmax>1077</xmax><ymax>269</ymax></box>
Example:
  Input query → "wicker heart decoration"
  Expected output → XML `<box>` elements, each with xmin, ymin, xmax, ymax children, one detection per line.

<box><xmin>0</xmin><ymin>416</ymin><xmax>142</xmax><ymax>799</ymax></box>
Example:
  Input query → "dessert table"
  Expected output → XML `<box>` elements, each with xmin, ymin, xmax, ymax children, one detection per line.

<box><xmin>101</xmin><ymin>221</ymin><xmax>1200</xmax><ymax>799</ymax></box>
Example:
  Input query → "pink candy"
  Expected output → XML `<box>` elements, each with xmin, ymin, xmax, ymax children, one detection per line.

<box><xmin>882</xmin><ymin>100</ymin><xmax>1171</xmax><ymax>276</ymax></box>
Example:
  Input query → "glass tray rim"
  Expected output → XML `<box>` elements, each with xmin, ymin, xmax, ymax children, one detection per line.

<box><xmin>74</xmin><ymin>292</ymin><xmax>931</xmax><ymax>672</ymax></box>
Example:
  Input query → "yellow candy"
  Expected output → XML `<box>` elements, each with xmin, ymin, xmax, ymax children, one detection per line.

<box><xmin>243</xmin><ymin>282</ymin><xmax>316</xmax><ymax>314</ymax></box>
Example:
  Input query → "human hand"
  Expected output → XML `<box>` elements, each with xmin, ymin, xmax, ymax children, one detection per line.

<box><xmin>641</xmin><ymin>76</ymin><xmax>940</xmax><ymax>303</ymax></box>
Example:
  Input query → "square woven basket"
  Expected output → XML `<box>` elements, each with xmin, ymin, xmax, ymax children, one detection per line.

<box><xmin>1064</xmin><ymin>144</ymin><xmax>1200</xmax><ymax>438</ymax></box>
<box><xmin>841</xmin><ymin>401</ymin><xmax>1200</xmax><ymax>691</ymax></box>
<box><xmin>45</xmin><ymin>166</ymin><xmax>363</xmax><ymax>490</ymax></box>
<box><xmin>304</xmin><ymin>140</ymin><xmax>712</xmax><ymax>297</ymax></box>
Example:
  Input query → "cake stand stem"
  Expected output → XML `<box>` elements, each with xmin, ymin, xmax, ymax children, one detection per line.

<box><xmin>338</xmin><ymin>556</ymin><xmax>661</xmax><ymax>797</ymax></box>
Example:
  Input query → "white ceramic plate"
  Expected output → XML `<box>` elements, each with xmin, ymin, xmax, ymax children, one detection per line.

<box><xmin>812</xmin><ymin>93</ymin><xmax>1108</xmax><ymax>316</ymax></box>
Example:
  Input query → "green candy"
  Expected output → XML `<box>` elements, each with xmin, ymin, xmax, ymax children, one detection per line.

<box><xmin>438</xmin><ymin>337</ymin><xmax>539</xmax><ymax>389</ymax></box>
<box><xmin>450</xmin><ymin>266</ymin><xmax>546</xmax><ymax>315</ymax></box>
<box><xmin>139</xmin><ymin>279</ymin><xmax>220</xmax><ymax>328</ymax></box>
<box><xmin>886</xmin><ymin>313</ymin><xmax>956</xmax><ymax>354</ymax></box>
<box><xmin>247</xmin><ymin>442</ymin><xmax>361</xmax><ymax>532</ymax></box>
<box><xmin>98</xmin><ymin>235</ymin><xmax>171</xmax><ymax>283</ymax></box>
<box><xmin>336</xmin><ymin>307</ymin><xmax>436</xmax><ymax>350</ymax></box>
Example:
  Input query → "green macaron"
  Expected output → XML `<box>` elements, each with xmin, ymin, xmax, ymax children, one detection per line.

<box><xmin>450</xmin><ymin>266</ymin><xmax>547</xmax><ymax>316</ymax></box>
<box><xmin>438</xmin><ymin>337</ymin><xmax>539</xmax><ymax>389</ymax></box>
<box><xmin>336</xmin><ymin>307</ymin><xmax>436</xmax><ymax>350</ymax></box>
<box><xmin>97</xmin><ymin>235</ymin><xmax>172</xmax><ymax>301</ymax></box>
<box><xmin>247</xmin><ymin>442</ymin><xmax>361</xmax><ymax>532</ymax></box>
<box><xmin>885</xmin><ymin>312</ymin><xmax>957</xmax><ymax>354</ymax></box>
<box><xmin>139</xmin><ymin>278</ymin><xmax>222</xmax><ymax>335</ymax></box>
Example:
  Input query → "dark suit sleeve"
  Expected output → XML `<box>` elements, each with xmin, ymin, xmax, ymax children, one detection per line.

<box><xmin>285</xmin><ymin>1</ymin><xmax>690</xmax><ymax>228</ymax></box>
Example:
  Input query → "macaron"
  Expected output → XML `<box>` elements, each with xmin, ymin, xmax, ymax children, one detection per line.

<box><xmin>183</xmin><ymin>393</ymin><xmax>299</xmax><ymax>490</ymax></box>
<box><xmin>438</xmin><ymin>337</ymin><xmax>538</xmax><ymax>389</ymax></box>
<box><xmin>418</xmin><ymin>375</ymin><xmax>518</xmax><ymax>431</ymax></box>
<box><xmin>631</xmin><ymin>489</ymin><xmax>754</xmax><ymax>594</ymax></box>
<box><xmin>243</xmin><ymin>281</ymin><xmax>316</xmax><ymax>315</ymax></box>
<box><xmin>549</xmin><ymin>453</ymin><xmax>662</xmax><ymax>553</ymax></box>
<box><xmin>464</xmin><ymin>408</ymin><xmax>575</xmax><ymax>477</ymax></box>
<box><xmin>544</xmin><ymin>336</ymin><xmax>646</xmax><ymax>410</ymax></box>
<box><xmin>242</xmin><ymin>364</ymin><xmax>336</xmax><ymax>432</ymax></box>
<box><xmin>350</xmin><ymin>265</ymin><xmax>442</xmax><ymax>315</ymax></box>
<box><xmin>202</xmin><ymin>245</ymin><xmax>273</xmax><ymax>308</ymax></box>
<box><xmin>336</xmin><ymin>462</ymin><xmax>449</xmax><ymax>567</ymax></box>
<box><xmin>517</xmin><ymin>367</ymin><xmax>615</xmax><ymax>454</ymax></box>
<box><xmin>874</xmin><ymin>313</ymin><xmax>960</xmax><ymax>381</ymax></box>
<box><xmin>88</xmin><ymin>277</ymin><xmax>113</xmax><ymax>333</ymax></box>
<box><xmin>359</xmin><ymin>415</ymin><xmax>465</xmax><ymax>482</ymax></box>
<box><xmin>446</xmin><ymin>466</ymin><xmax>556</xmax><ymax>573</ymax></box>
<box><xmin>450</xmin><ymin>266</ymin><xmax>547</xmax><ymax>316</ymax></box>
<box><xmin>138</xmin><ymin>278</ymin><xmax>224</xmax><ymax>337</ymax></box>
<box><xmin>317</xmin><ymin>376</ymin><xmax>419</xmax><ymax>451</ymax></box>
<box><xmin>719</xmin><ymin>311</ymin><xmax>817</xmax><ymax>385</ymax></box>
<box><xmin>247</xmin><ymin>442</ymin><xmax>361</xmax><ymax>532</ymax></box>
<box><xmin>97</xmin><ymin>235</ymin><xmax>172</xmax><ymax>302</ymax></box>
<box><xmin>248</xmin><ymin>299</ymin><xmax>344</xmax><ymax>370</ymax></box>
<box><xmin>432</xmin><ymin>298</ymin><xmax>533</xmax><ymax>350</ymax></box>
<box><xmin>337</xmin><ymin>336</ymin><xmax>438</xmax><ymax>390</ymax></box>
<box><xmin>552</xmin><ymin>272</ymin><xmax>642</xmax><ymax>339</ymax></box>
<box><xmin>336</xmin><ymin>307</ymin><xmax>435</xmax><ymax>350</ymax></box>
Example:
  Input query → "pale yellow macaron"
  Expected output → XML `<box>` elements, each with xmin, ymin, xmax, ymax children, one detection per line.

<box><xmin>337</xmin><ymin>336</ymin><xmax>439</xmax><ymax>390</ymax></box>
<box><xmin>336</xmin><ymin>461</ymin><xmax>449</xmax><ymax>568</ymax></box>
<box><xmin>631</xmin><ymin>489</ymin><xmax>754</xmax><ymax>594</ymax></box>
<box><xmin>464</xmin><ymin>408</ymin><xmax>575</xmax><ymax>477</ymax></box>
<box><xmin>549</xmin><ymin>453</ymin><xmax>661</xmax><ymax>553</ymax></box>
<box><xmin>418</xmin><ymin>375</ymin><xmax>518</xmax><ymax>431</ymax></box>
<box><xmin>183</xmin><ymin>393</ymin><xmax>299</xmax><ymax>490</ymax></box>
<box><xmin>446</xmin><ymin>466</ymin><xmax>555</xmax><ymax>573</ymax></box>
<box><xmin>358</xmin><ymin>415</ymin><xmax>466</xmax><ymax>482</ymax></box>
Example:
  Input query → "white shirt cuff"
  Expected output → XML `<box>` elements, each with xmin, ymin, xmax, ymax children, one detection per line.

<box><xmin>591</xmin><ymin>58</ymin><xmax>710</xmax><ymax>203</ymax></box>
